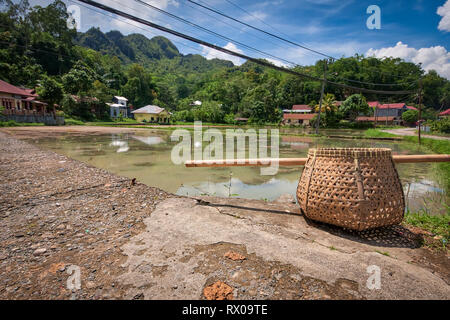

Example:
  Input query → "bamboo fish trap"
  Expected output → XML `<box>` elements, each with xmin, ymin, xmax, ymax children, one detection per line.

<box><xmin>185</xmin><ymin>149</ymin><xmax>450</xmax><ymax>231</ymax></box>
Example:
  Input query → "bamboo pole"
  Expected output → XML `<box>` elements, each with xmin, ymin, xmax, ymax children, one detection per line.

<box><xmin>185</xmin><ymin>154</ymin><xmax>450</xmax><ymax>167</ymax></box>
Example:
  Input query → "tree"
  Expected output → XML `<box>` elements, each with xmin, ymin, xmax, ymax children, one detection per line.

<box><xmin>36</xmin><ymin>75</ymin><xmax>63</xmax><ymax>107</ymax></box>
<box><xmin>339</xmin><ymin>94</ymin><xmax>370</xmax><ymax>121</ymax></box>
<box><xmin>62</xmin><ymin>61</ymin><xmax>97</xmax><ymax>95</ymax></box>
<box><xmin>402</xmin><ymin>109</ymin><xmax>418</xmax><ymax>124</ymax></box>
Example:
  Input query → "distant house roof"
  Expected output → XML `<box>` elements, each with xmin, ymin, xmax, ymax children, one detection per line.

<box><xmin>0</xmin><ymin>79</ymin><xmax>35</xmax><ymax>97</ymax></box>
<box><xmin>234</xmin><ymin>117</ymin><xmax>249</xmax><ymax>121</ymax></box>
<box><xmin>378</xmin><ymin>103</ymin><xmax>406</xmax><ymax>109</ymax></box>
<box><xmin>114</xmin><ymin>96</ymin><xmax>128</xmax><ymax>101</ymax></box>
<box><xmin>131</xmin><ymin>105</ymin><xmax>166</xmax><ymax>114</ymax></box>
<box><xmin>406</xmin><ymin>106</ymin><xmax>418</xmax><ymax>110</ymax></box>
<box><xmin>107</xmin><ymin>103</ymin><xmax>126</xmax><ymax>108</ymax></box>
<box><xmin>70</xmin><ymin>95</ymin><xmax>98</xmax><ymax>103</ymax></box>
<box><xmin>283</xmin><ymin>113</ymin><xmax>317</xmax><ymax>120</ymax></box>
<box><xmin>367</xmin><ymin>101</ymin><xmax>380</xmax><ymax>107</ymax></box>
<box><xmin>439</xmin><ymin>108</ymin><xmax>450</xmax><ymax>116</ymax></box>
<box><xmin>356</xmin><ymin>116</ymin><xmax>396</xmax><ymax>122</ymax></box>
<box><xmin>190</xmin><ymin>100</ymin><xmax>202</xmax><ymax>106</ymax></box>
<box><xmin>292</xmin><ymin>105</ymin><xmax>311</xmax><ymax>111</ymax></box>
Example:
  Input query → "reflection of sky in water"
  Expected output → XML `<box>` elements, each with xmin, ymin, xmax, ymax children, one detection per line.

<box><xmin>131</xmin><ymin>136</ymin><xmax>163</xmax><ymax>146</ymax></box>
<box><xmin>29</xmin><ymin>130</ymin><xmax>448</xmax><ymax>215</ymax></box>
<box><xmin>109</xmin><ymin>140</ymin><xmax>129</xmax><ymax>153</ymax></box>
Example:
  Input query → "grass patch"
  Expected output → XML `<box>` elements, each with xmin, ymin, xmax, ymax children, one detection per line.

<box><xmin>363</xmin><ymin>128</ymin><xmax>398</xmax><ymax>138</ymax></box>
<box><xmin>375</xmin><ymin>250</ymin><xmax>391</xmax><ymax>257</ymax></box>
<box><xmin>0</xmin><ymin>120</ymin><xmax>45</xmax><ymax>127</ymax></box>
<box><xmin>64</xmin><ymin>118</ymin><xmax>85</xmax><ymax>125</ymax></box>
<box><xmin>404</xmin><ymin>211</ymin><xmax>450</xmax><ymax>242</ymax></box>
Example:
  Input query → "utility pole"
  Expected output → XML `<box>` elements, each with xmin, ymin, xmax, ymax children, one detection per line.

<box><xmin>315</xmin><ymin>59</ymin><xmax>328</xmax><ymax>135</ymax></box>
<box><xmin>418</xmin><ymin>78</ymin><xmax>423</xmax><ymax>144</ymax></box>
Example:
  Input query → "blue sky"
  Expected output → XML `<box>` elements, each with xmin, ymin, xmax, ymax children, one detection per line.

<box><xmin>25</xmin><ymin>0</ymin><xmax>450</xmax><ymax>78</ymax></box>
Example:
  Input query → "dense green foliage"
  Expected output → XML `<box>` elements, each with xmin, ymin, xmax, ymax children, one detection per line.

<box><xmin>427</xmin><ymin>117</ymin><xmax>450</xmax><ymax>134</ymax></box>
<box><xmin>402</xmin><ymin>109</ymin><xmax>418</xmax><ymax>124</ymax></box>
<box><xmin>1</xmin><ymin>0</ymin><xmax>450</xmax><ymax>123</ymax></box>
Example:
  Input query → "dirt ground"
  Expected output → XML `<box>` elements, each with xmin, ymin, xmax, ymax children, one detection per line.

<box><xmin>0</xmin><ymin>128</ymin><xmax>449</xmax><ymax>300</ymax></box>
<box><xmin>381</xmin><ymin>127</ymin><xmax>450</xmax><ymax>141</ymax></box>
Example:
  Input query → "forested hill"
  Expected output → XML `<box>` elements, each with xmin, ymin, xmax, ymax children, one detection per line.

<box><xmin>76</xmin><ymin>27</ymin><xmax>234</xmax><ymax>73</ymax></box>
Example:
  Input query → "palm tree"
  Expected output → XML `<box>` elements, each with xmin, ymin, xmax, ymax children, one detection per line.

<box><xmin>315</xmin><ymin>93</ymin><xmax>338</xmax><ymax>113</ymax></box>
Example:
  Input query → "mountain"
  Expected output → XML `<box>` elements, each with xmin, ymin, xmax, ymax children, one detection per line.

<box><xmin>76</xmin><ymin>27</ymin><xmax>234</xmax><ymax>73</ymax></box>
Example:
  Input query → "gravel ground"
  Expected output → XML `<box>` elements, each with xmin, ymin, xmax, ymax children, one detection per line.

<box><xmin>0</xmin><ymin>131</ymin><xmax>172</xmax><ymax>299</ymax></box>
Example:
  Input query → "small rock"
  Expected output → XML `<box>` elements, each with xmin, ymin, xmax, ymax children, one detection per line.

<box><xmin>33</xmin><ymin>248</ymin><xmax>47</xmax><ymax>256</ymax></box>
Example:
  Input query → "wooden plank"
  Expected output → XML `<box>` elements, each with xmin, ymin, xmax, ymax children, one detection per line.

<box><xmin>184</xmin><ymin>154</ymin><xmax>450</xmax><ymax>167</ymax></box>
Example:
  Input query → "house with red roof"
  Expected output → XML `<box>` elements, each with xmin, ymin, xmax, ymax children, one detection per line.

<box><xmin>438</xmin><ymin>108</ymin><xmax>450</xmax><ymax>117</ymax></box>
<box><xmin>0</xmin><ymin>79</ymin><xmax>61</xmax><ymax>124</ymax></box>
<box><xmin>282</xmin><ymin>113</ymin><xmax>317</xmax><ymax>126</ymax></box>
<box><xmin>282</xmin><ymin>104</ymin><xmax>315</xmax><ymax>125</ymax></box>
<box><xmin>356</xmin><ymin>102</ymin><xmax>418</xmax><ymax>125</ymax></box>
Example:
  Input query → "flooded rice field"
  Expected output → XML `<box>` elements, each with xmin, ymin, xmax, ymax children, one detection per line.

<box><xmin>26</xmin><ymin>128</ymin><xmax>449</xmax><ymax>215</ymax></box>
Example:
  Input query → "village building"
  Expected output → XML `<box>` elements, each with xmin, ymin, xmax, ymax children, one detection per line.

<box><xmin>0</xmin><ymin>79</ymin><xmax>63</xmax><ymax>125</ymax></box>
<box><xmin>107</xmin><ymin>96</ymin><xmax>132</xmax><ymax>119</ymax></box>
<box><xmin>189</xmin><ymin>100</ymin><xmax>202</xmax><ymax>106</ymax></box>
<box><xmin>438</xmin><ymin>108</ymin><xmax>450</xmax><ymax>118</ymax></box>
<box><xmin>282</xmin><ymin>104</ymin><xmax>316</xmax><ymax>126</ymax></box>
<box><xmin>282</xmin><ymin>104</ymin><xmax>312</xmax><ymax>113</ymax></box>
<box><xmin>356</xmin><ymin>102</ymin><xmax>417</xmax><ymax>125</ymax></box>
<box><xmin>283</xmin><ymin>113</ymin><xmax>316</xmax><ymax>126</ymax></box>
<box><xmin>234</xmin><ymin>117</ymin><xmax>249</xmax><ymax>123</ymax></box>
<box><xmin>131</xmin><ymin>105</ymin><xmax>171</xmax><ymax>123</ymax></box>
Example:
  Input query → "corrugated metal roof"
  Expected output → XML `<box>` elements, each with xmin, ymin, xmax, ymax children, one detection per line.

<box><xmin>292</xmin><ymin>105</ymin><xmax>311</xmax><ymax>111</ymax></box>
<box><xmin>131</xmin><ymin>105</ymin><xmax>165</xmax><ymax>114</ymax></box>
<box><xmin>439</xmin><ymin>108</ymin><xmax>450</xmax><ymax>116</ymax></box>
<box><xmin>378</xmin><ymin>103</ymin><xmax>406</xmax><ymax>109</ymax></box>
<box><xmin>0</xmin><ymin>80</ymin><xmax>34</xmax><ymax>97</ymax></box>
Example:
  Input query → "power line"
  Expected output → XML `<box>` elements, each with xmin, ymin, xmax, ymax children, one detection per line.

<box><xmin>76</xmin><ymin>0</ymin><xmax>415</xmax><ymax>95</ymax></box>
<box><xmin>134</xmin><ymin>0</ymin><xmax>418</xmax><ymax>88</ymax></box>
<box><xmin>187</xmin><ymin>0</ymin><xmax>333</xmax><ymax>60</ymax></box>
<box><xmin>189</xmin><ymin>0</ymin><xmax>419</xmax><ymax>82</ymax></box>
<box><xmin>132</xmin><ymin>0</ymin><xmax>297</xmax><ymax>67</ymax></box>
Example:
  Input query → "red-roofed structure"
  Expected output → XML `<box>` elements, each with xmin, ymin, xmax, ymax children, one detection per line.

<box><xmin>367</xmin><ymin>101</ymin><xmax>380</xmax><ymax>107</ymax></box>
<box><xmin>0</xmin><ymin>79</ymin><xmax>59</xmax><ymax>124</ymax></box>
<box><xmin>292</xmin><ymin>105</ymin><xmax>311</xmax><ymax>111</ymax></box>
<box><xmin>439</xmin><ymin>108</ymin><xmax>450</xmax><ymax>117</ymax></box>
<box><xmin>282</xmin><ymin>113</ymin><xmax>317</xmax><ymax>126</ymax></box>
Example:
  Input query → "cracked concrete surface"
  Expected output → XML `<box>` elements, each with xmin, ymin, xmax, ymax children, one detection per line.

<box><xmin>119</xmin><ymin>197</ymin><xmax>449</xmax><ymax>299</ymax></box>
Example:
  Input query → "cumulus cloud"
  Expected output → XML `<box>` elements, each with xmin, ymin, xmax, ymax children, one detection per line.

<box><xmin>201</xmin><ymin>42</ymin><xmax>245</xmax><ymax>65</ymax></box>
<box><xmin>437</xmin><ymin>0</ymin><xmax>450</xmax><ymax>32</ymax></box>
<box><xmin>366</xmin><ymin>42</ymin><xmax>450</xmax><ymax>79</ymax></box>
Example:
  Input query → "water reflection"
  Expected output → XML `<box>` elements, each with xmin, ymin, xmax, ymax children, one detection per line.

<box><xmin>28</xmin><ymin>129</ymin><xmax>448</xmax><ymax>215</ymax></box>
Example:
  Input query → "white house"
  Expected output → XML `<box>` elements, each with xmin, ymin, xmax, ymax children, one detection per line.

<box><xmin>108</xmin><ymin>96</ymin><xmax>129</xmax><ymax>119</ymax></box>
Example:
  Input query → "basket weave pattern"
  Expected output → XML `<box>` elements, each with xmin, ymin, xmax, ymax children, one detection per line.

<box><xmin>296</xmin><ymin>148</ymin><xmax>405</xmax><ymax>231</ymax></box>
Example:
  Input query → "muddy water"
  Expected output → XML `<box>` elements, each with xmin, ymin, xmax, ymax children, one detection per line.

<box><xmin>27</xmin><ymin>128</ymin><xmax>448</xmax><ymax>215</ymax></box>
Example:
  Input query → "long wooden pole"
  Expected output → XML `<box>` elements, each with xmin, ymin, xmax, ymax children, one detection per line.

<box><xmin>185</xmin><ymin>154</ymin><xmax>450</xmax><ymax>167</ymax></box>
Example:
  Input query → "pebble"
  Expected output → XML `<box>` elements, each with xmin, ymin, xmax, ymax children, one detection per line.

<box><xmin>33</xmin><ymin>248</ymin><xmax>47</xmax><ymax>256</ymax></box>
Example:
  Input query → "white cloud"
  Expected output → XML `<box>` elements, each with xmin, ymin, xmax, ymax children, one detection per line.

<box><xmin>437</xmin><ymin>0</ymin><xmax>450</xmax><ymax>32</ymax></box>
<box><xmin>201</xmin><ymin>42</ymin><xmax>245</xmax><ymax>65</ymax></box>
<box><xmin>367</xmin><ymin>42</ymin><xmax>450</xmax><ymax>79</ymax></box>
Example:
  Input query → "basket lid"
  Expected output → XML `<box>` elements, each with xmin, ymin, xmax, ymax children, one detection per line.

<box><xmin>308</xmin><ymin>148</ymin><xmax>392</xmax><ymax>158</ymax></box>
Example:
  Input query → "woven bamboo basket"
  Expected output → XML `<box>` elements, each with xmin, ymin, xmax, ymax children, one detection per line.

<box><xmin>296</xmin><ymin>148</ymin><xmax>405</xmax><ymax>231</ymax></box>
